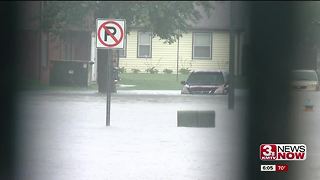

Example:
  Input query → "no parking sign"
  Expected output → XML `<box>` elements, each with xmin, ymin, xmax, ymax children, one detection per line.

<box><xmin>96</xmin><ymin>19</ymin><xmax>125</xmax><ymax>49</ymax></box>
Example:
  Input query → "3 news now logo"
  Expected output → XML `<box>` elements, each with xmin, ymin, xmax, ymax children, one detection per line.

<box><xmin>260</xmin><ymin>144</ymin><xmax>307</xmax><ymax>161</ymax></box>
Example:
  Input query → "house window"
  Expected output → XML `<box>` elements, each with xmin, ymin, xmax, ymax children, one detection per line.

<box><xmin>119</xmin><ymin>35</ymin><xmax>127</xmax><ymax>58</ymax></box>
<box><xmin>192</xmin><ymin>32</ymin><xmax>212</xmax><ymax>59</ymax></box>
<box><xmin>138</xmin><ymin>32</ymin><xmax>152</xmax><ymax>58</ymax></box>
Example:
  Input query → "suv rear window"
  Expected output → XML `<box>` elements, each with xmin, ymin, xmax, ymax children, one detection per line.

<box><xmin>186</xmin><ymin>72</ymin><xmax>225</xmax><ymax>85</ymax></box>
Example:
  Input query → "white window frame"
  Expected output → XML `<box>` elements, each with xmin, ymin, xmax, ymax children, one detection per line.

<box><xmin>192</xmin><ymin>32</ymin><xmax>212</xmax><ymax>60</ymax></box>
<box><xmin>137</xmin><ymin>32</ymin><xmax>152</xmax><ymax>58</ymax></box>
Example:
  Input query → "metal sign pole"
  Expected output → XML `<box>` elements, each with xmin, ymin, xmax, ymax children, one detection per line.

<box><xmin>97</xmin><ymin>19</ymin><xmax>125</xmax><ymax>126</ymax></box>
<box><xmin>106</xmin><ymin>50</ymin><xmax>112</xmax><ymax>126</ymax></box>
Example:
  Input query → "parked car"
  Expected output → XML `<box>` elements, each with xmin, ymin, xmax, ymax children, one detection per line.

<box><xmin>181</xmin><ymin>70</ymin><xmax>229</xmax><ymax>95</ymax></box>
<box><xmin>291</xmin><ymin>69</ymin><xmax>320</xmax><ymax>91</ymax></box>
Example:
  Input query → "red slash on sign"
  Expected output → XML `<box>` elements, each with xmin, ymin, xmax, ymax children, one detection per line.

<box><xmin>97</xmin><ymin>20</ymin><xmax>124</xmax><ymax>48</ymax></box>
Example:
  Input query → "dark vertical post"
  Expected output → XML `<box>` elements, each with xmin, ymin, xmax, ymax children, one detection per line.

<box><xmin>106</xmin><ymin>49</ymin><xmax>113</xmax><ymax>126</ymax></box>
<box><xmin>0</xmin><ymin>2</ymin><xmax>18</xmax><ymax>179</ymax></box>
<box><xmin>97</xmin><ymin>48</ymin><xmax>112</xmax><ymax>126</ymax></box>
<box><xmin>39</xmin><ymin>1</ymin><xmax>43</xmax><ymax>82</ymax></box>
<box><xmin>176</xmin><ymin>31</ymin><xmax>180</xmax><ymax>81</ymax></box>
<box><xmin>228</xmin><ymin>1</ymin><xmax>235</xmax><ymax>109</ymax></box>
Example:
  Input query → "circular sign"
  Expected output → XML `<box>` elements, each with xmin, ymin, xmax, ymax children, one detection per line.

<box><xmin>97</xmin><ymin>20</ymin><xmax>124</xmax><ymax>48</ymax></box>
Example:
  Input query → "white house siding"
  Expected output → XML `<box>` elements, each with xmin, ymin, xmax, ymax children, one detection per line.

<box><xmin>119</xmin><ymin>30</ymin><xmax>230</xmax><ymax>73</ymax></box>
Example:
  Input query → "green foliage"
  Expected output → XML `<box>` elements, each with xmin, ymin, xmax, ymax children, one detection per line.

<box><xmin>297</xmin><ymin>3</ymin><xmax>320</xmax><ymax>48</ymax></box>
<box><xmin>42</xmin><ymin>2</ymin><xmax>96</xmax><ymax>34</ymax></box>
<box><xmin>42</xmin><ymin>1</ymin><xmax>214</xmax><ymax>43</ymax></box>
<box><xmin>179</xmin><ymin>68</ymin><xmax>191</xmax><ymax>75</ymax></box>
<box><xmin>163</xmin><ymin>68</ymin><xmax>173</xmax><ymax>74</ymax></box>
<box><xmin>145</xmin><ymin>67</ymin><xmax>159</xmax><ymax>74</ymax></box>
<box><xmin>131</xmin><ymin>68</ymin><xmax>141</xmax><ymax>74</ymax></box>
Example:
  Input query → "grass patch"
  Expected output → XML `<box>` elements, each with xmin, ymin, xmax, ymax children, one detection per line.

<box><xmin>117</xmin><ymin>73</ymin><xmax>248</xmax><ymax>90</ymax></box>
<box><xmin>118</xmin><ymin>73</ymin><xmax>188</xmax><ymax>90</ymax></box>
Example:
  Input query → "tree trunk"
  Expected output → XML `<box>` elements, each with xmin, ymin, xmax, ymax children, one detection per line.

<box><xmin>97</xmin><ymin>49</ymin><xmax>112</xmax><ymax>93</ymax></box>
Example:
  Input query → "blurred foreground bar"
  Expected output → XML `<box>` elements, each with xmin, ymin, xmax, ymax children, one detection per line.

<box><xmin>245</xmin><ymin>2</ymin><xmax>299</xmax><ymax>180</ymax></box>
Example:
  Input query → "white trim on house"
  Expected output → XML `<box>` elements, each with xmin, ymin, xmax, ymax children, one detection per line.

<box><xmin>90</xmin><ymin>31</ymin><xmax>97</xmax><ymax>81</ymax></box>
<box><xmin>192</xmin><ymin>32</ymin><xmax>213</xmax><ymax>60</ymax></box>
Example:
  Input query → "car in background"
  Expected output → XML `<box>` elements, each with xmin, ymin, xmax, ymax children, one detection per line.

<box><xmin>291</xmin><ymin>69</ymin><xmax>320</xmax><ymax>91</ymax></box>
<box><xmin>180</xmin><ymin>70</ymin><xmax>229</xmax><ymax>95</ymax></box>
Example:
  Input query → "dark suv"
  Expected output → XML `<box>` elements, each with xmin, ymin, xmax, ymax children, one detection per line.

<box><xmin>180</xmin><ymin>70</ymin><xmax>229</xmax><ymax>95</ymax></box>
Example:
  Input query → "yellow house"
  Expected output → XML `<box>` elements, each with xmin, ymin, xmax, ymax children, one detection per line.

<box><xmin>119</xmin><ymin>30</ymin><xmax>231</xmax><ymax>74</ymax></box>
<box><xmin>116</xmin><ymin>1</ymin><xmax>249</xmax><ymax>75</ymax></box>
<box><xmin>90</xmin><ymin>2</ymin><xmax>249</xmax><ymax>81</ymax></box>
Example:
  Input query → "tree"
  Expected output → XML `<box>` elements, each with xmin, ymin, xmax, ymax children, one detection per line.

<box><xmin>41</xmin><ymin>1</ymin><xmax>214</xmax><ymax>92</ymax></box>
<box><xmin>290</xmin><ymin>2</ymin><xmax>320</xmax><ymax>70</ymax></box>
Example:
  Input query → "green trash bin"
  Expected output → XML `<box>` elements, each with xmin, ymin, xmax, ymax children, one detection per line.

<box><xmin>49</xmin><ymin>60</ymin><xmax>94</xmax><ymax>87</ymax></box>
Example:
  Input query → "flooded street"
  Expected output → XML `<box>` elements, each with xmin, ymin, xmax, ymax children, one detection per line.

<box><xmin>14</xmin><ymin>90</ymin><xmax>247</xmax><ymax>180</ymax></box>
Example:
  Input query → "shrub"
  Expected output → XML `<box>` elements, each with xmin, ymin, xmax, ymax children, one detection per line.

<box><xmin>118</xmin><ymin>67</ymin><xmax>126</xmax><ymax>73</ymax></box>
<box><xmin>145</xmin><ymin>67</ymin><xmax>159</xmax><ymax>74</ymax></box>
<box><xmin>163</xmin><ymin>68</ymin><xmax>173</xmax><ymax>74</ymax></box>
<box><xmin>131</xmin><ymin>68</ymin><xmax>141</xmax><ymax>74</ymax></box>
<box><xmin>179</xmin><ymin>68</ymin><xmax>191</xmax><ymax>75</ymax></box>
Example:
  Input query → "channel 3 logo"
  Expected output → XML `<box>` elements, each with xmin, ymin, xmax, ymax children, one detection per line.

<box><xmin>260</xmin><ymin>144</ymin><xmax>277</xmax><ymax>160</ymax></box>
<box><xmin>260</xmin><ymin>144</ymin><xmax>307</xmax><ymax>161</ymax></box>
